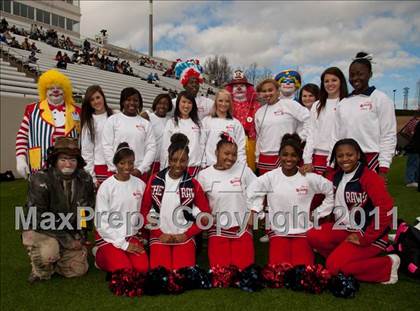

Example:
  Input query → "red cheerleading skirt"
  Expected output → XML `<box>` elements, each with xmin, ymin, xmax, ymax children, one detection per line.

<box><xmin>257</xmin><ymin>154</ymin><xmax>280</xmax><ymax>175</ymax></box>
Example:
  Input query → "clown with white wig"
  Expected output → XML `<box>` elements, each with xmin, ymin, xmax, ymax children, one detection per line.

<box><xmin>173</xmin><ymin>60</ymin><xmax>213</xmax><ymax>120</ymax></box>
<box><xmin>275</xmin><ymin>69</ymin><xmax>302</xmax><ymax>100</ymax></box>
<box><xmin>16</xmin><ymin>69</ymin><xmax>81</xmax><ymax>178</ymax></box>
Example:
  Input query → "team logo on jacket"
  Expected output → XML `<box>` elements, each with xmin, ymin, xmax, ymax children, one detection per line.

<box><xmin>274</xmin><ymin>109</ymin><xmax>284</xmax><ymax>116</ymax></box>
<box><xmin>230</xmin><ymin>177</ymin><xmax>241</xmax><ymax>186</ymax></box>
<box><xmin>345</xmin><ymin>191</ymin><xmax>368</xmax><ymax>205</ymax></box>
<box><xmin>296</xmin><ymin>185</ymin><xmax>309</xmax><ymax>195</ymax></box>
<box><xmin>151</xmin><ymin>185</ymin><xmax>165</xmax><ymax>196</ymax></box>
<box><xmin>359</xmin><ymin>101</ymin><xmax>373</xmax><ymax>111</ymax></box>
<box><xmin>180</xmin><ymin>188</ymin><xmax>194</xmax><ymax>198</ymax></box>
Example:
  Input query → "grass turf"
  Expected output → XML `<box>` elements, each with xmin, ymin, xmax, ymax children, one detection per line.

<box><xmin>1</xmin><ymin>156</ymin><xmax>419</xmax><ymax>311</ymax></box>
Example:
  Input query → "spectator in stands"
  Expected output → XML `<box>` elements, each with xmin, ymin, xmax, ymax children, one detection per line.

<box><xmin>30</xmin><ymin>42</ymin><xmax>40</xmax><ymax>53</ymax></box>
<box><xmin>83</xmin><ymin>39</ymin><xmax>91</xmax><ymax>52</ymax></box>
<box><xmin>72</xmin><ymin>50</ymin><xmax>80</xmax><ymax>63</ymax></box>
<box><xmin>56</xmin><ymin>52</ymin><xmax>68</xmax><ymax>69</ymax></box>
<box><xmin>58</xmin><ymin>35</ymin><xmax>66</xmax><ymax>49</ymax></box>
<box><xmin>9</xmin><ymin>37</ymin><xmax>21</xmax><ymax>49</ymax></box>
<box><xmin>22</xmin><ymin>37</ymin><xmax>31</xmax><ymax>51</ymax></box>
<box><xmin>147</xmin><ymin>72</ymin><xmax>155</xmax><ymax>83</ymax></box>
<box><xmin>27</xmin><ymin>51</ymin><xmax>38</xmax><ymax>64</ymax></box>
<box><xmin>65</xmin><ymin>36</ymin><xmax>74</xmax><ymax>51</ymax></box>
<box><xmin>4</xmin><ymin>30</ymin><xmax>12</xmax><ymax>41</ymax></box>
<box><xmin>402</xmin><ymin>111</ymin><xmax>420</xmax><ymax>188</ymax></box>
<box><xmin>29</xmin><ymin>24</ymin><xmax>40</xmax><ymax>40</ymax></box>
<box><xmin>22</xmin><ymin>137</ymin><xmax>94</xmax><ymax>284</ymax></box>
<box><xmin>0</xmin><ymin>32</ymin><xmax>6</xmax><ymax>44</ymax></box>
<box><xmin>0</xmin><ymin>18</ymin><xmax>8</xmax><ymax>33</ymax></box>
<box><xmin>63</xmin><ymin>53</ymin><xmax>71</xmax><ymax>64</ymax></box>
<box><xmin>154</xmin><ymin>73</ymin><xmax>160</xmax><ymax>81</ymax></box>
<box><xmin>55</xmin><ymin>51</ymin><xmax>63</xmax><ymax>61</ymax></box>
<box><xmin>39</xmin><ymin>26</ymin><xmax>46</xmax><ymax>41</ymax></box>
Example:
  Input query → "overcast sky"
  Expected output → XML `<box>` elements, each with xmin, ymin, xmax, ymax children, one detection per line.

<box><xmin>80</xmin><ymin>1</ymin><xmax>420</xmax><ymax>109</ymax></box>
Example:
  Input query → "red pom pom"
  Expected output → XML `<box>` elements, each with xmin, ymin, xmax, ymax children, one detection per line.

<box><xmin>167</xmin><ymin>270</ymin><xmax>185</xmax><ymax>294</ymax></box>
<box><xmin>261</xmin><ymin>263</ymin><xmax>293</xmax><ymax>288</ymax></box>
<box><xmin>210</xmin><ymin>265</ymin><xmax>239</xmax><ymax>288</ymax></box>
<box><xmin>109</xmin><ymin>269</ymin><xmax>145</xmax><ymax>297</ymax></box>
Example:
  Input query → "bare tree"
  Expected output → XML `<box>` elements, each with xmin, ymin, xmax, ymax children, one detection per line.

<box><xmin>245</xmin><ymin>62</ymin><xmax>258</xmax><ymax>85</ymax></box>
<box><xmin>204</xmin><ymin>55</ymin><xmax>232</xmax><ymax>86</ymax></box>
<box><xmin>256</xmin><ymin>67</ymin><xmax>273</xmax><ymax>84</ymax></box>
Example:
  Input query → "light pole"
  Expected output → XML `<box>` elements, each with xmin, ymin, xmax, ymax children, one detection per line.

<box><xmin>149</xmin><ymin>0</ymin><xmax>153</xmax><ymax>57</ymax></box>
<box><xmin>393</xmin><ymin>89</ymin><xmax>396</xmax><ymax>109</ymax></box>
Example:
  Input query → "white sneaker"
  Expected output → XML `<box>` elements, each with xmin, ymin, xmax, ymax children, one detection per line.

<box><xmin>382</xmin><ymin>254</ymin><xmax>400</xmax><ymax>284</ymax></box>
<box><xmin>259</xmin><ymin>234</ymin><xmax>269</xmax><ymax>243</ymax></box>
<box><xmin>406</xmin><ymin>182</ymin><xmax>418</xmax><ymax>188</ymax></box>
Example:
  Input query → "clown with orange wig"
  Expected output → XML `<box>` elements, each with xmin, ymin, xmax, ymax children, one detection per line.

<box><xmin>16</xmin><ymin>69</ymin><xmax>81</xmax><ymax>178</ymax></box>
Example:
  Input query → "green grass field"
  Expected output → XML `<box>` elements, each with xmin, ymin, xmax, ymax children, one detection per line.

<box><xmin>1</xmin><ymin>156</ymin><xmax>419</xmax><ymax>311</ymax></box>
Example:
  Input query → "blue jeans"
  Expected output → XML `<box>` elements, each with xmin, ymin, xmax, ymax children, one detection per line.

<box><xmin>405</xmin><ymin>153</ymin><xmax>419</xmax><ymax>183</ymax></box>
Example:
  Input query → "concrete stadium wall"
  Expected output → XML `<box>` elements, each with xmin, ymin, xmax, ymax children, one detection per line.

<box><xmin>1</xmin><ymin>95</ymin><xmax>34</xmax><ymax>176</ymax></box>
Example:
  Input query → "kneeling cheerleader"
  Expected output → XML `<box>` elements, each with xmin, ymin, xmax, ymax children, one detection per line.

<box><xmin>247</xmin><ymin>134</ymin><xmax>334</xmax><ymax>266</ymax></box>
<box><xmin>141</xmin><ymin>133</ymin><xmax>211</xmax><ymax>270</ymax></box>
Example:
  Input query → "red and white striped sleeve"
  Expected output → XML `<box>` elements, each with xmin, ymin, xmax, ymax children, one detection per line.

<box><xmin>15</xmin><ymin>104</ymin><xmax>33</xmax><ymax>158</ymax></box>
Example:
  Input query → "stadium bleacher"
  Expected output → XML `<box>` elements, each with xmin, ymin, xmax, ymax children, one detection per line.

<box><xmin>1</xmin><ymin>32</ymin><xmax>213</xmax><ymax>110</ymax></box>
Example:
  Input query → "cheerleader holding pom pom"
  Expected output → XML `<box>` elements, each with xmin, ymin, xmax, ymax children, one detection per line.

<box><xmin>247</xmin><ymin>133</ymin><xmax>334</xmax><ymax>266</ymax></box>
<box><xmin>94</xmin><ymin>142</ymin><xmax>149</xmax><ymax>273</ymax></box>
<box><xmin>198</xmin><ymin>133</ymin><xmax>257</xmax><ymax>270</ymax></box>
<box><xmin>141</xmin><ymin>133</ymin><xmax>211</xmax><ymax>270</ymax></box>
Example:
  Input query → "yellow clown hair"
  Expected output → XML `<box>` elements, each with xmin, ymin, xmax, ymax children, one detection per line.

<box><xmin>38</xmin><ymin>69</ymin><xmax>74</xmax><ymax>104</ymax></box>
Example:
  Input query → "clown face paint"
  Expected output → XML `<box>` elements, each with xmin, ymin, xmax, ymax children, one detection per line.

<box><xmin>57</xmin><ymin>154</ymin><xmax>77</xmax><ymax>175</ymax></box>
<box><xmin>47</xmin><ymin>85</ymin><xmax>64</xmax><ymax>106</ymax></box>
<box><xmin>232</xmin><ymin>84</ymin><xmax>247</xmax><ymax>102</ymax></box>
<box><xmin>280</xmin><ymin>78</ymin><xmax>296</xmax><ymax>97</ymax></box>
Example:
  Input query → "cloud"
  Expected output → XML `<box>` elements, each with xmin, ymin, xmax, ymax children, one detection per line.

<box><xmin>80</xmin><ymin>1</ymin><xmax>420</xmax><ymax>101</ymax></box>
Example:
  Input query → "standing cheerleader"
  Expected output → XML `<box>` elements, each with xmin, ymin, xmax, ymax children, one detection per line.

<box><xmin>141</xmin><ymin>133</ymin><xmax>211</xmax><ymax>270</ymax></box>
<box><xmin>80</xmin><ymin>85</ymin><xmax>114</xmax><ymax>186</ymax></box>
<box><xmin>330</xmin><ymin>52</ymin><xmax>397</xmax><ymax>178</ymax></box>
<box><xmin>307</xmin><ymin>139</ymin><xmax>400</xmax><ymax>284</ymax></box>
<box><xmin>94</xmin><ymin>142</ymin><xmax>148</xmax><ymax>273</ymax></box>
<box><xmin>255</xmin><ymin>79</ymin><xmax>310</xmax><ymax>175</ymax></box>
<box><xmin>160</xmin><ymin>91</ymin><xmax>204</xmax><ymax>177</ymax></box>
<box><xmin>247</xmin><ymin>134</ymin><xmax>334</xmax><ymax>266</ymax></box>
<box><xmin>141</xmin><ymin>93</ymin><xmax>173</xmax><ymax>175</ymax></box>
<box><xmin>302</xmin><ymin>67</ymin><xmax>348</xmax><ymax>175</ymax></box>
<box><xmin>298</xmin><ymin>83</ymin><xmax>320</xmax><ymax>110</ymax></box>
<box><xmin>198</xmin><ymin>133</ymin><xmax>256</xmax><ymax>270</ymax></box>
<box><xmin>202</xmin><ymin>90</ymin><xmax>246</xmax><ymax>167</ymax></box>
<box><xmin>102</xmin><ymin>87</ymin><xmax>156</xmax><ymax>183</ymax></box>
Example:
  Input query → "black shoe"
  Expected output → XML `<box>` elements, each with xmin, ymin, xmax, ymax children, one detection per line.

<box><xmin>27</xmin><ymin>273</ymin><xmax>42</xmax><ymax>284</ymax></box>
